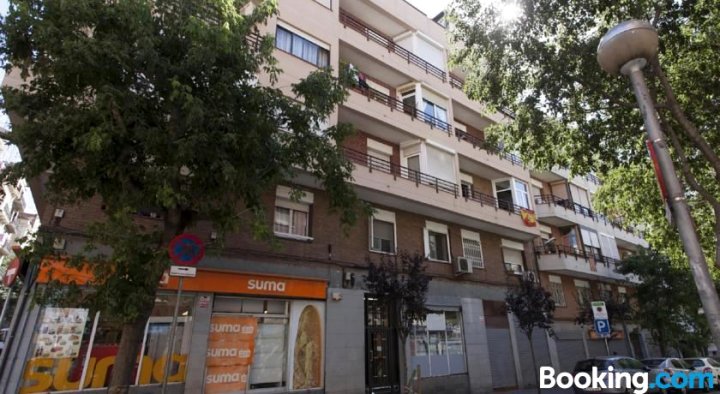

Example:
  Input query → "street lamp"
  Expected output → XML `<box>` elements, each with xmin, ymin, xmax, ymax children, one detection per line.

<box><xmin>597</xmin><ymin>20</ymin><xmax>720</xmax><ymax>352</ymax></box>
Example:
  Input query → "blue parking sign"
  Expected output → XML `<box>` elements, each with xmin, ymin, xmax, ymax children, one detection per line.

<box><xmin>594</xmin><ymin>319</ymin><xmax>611</xmax><ymax>336</ymax></box>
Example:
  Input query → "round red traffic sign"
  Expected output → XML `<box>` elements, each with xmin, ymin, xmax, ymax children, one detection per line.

<box><xmin>2</xmin><ymin>258</ymin><xmax>20</xmax><ymax>287</ymax></box>
<box><xmin>168</xmin><ymin>234</ymin><xmax>205</xmax><ymax>266</ymax></box>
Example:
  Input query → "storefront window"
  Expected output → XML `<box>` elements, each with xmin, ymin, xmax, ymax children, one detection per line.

<box><xmin>207</xmin><ymin>297</ymin><xmax>325</xmax><ymax>393</ymax></box>
<box><xmin>409</xmin><ymin>310</ymin><xmax>467</xmax><ymax>377</ymax></box>
<box><xmin>20</xmin><ymin>293</ymin><xmax>195</xmax><ymax>393</ymax></box>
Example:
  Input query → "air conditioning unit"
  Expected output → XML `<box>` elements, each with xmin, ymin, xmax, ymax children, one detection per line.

<box><xmin>523</xmin><ymin>270</ymin><xmax>537</xmax><ymax>282</ymax></box>
<box><xmin>504</xmin><ymin>263</ymin><xmax>524</xmax><ymax>275</ymax></box>
<box><xmin>454</xmin><ymin>257</ymin><xmax>473</xmax><ymax>275</ymax></box>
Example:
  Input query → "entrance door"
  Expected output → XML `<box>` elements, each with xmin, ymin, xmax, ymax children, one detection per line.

<box><xmin>365</xmin><ymin>296</ymin><xmax>400</xmax><ymax>394</ymax></box>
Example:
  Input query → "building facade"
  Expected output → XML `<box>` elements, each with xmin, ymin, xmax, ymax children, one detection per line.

<box><xmin>0</xmin><ymin>1</ymin><xmax>652</xmax><ymax>393</ymax></box>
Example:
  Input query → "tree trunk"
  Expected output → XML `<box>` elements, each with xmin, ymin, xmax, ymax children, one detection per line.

<box><xmin>527</xmin><ymin>332</ymin><xmax>540</xmax><ymax>394</ymax></box>
<box><xmin>398</xmin><ymin>335</ymin><xmax>408</xmax><ymax>393</ymax></box>
<box><xmin>108</xmin><ymin>208</ymin><xmax>189</xmax><ymax>393</ymax></box>
<box><xmin>108</xmin><ymin>310</ymin><xmax>152</xmax><ymax>394</ymax></box>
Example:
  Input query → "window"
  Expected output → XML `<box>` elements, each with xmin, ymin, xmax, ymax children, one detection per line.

<box><xmin>274</xmin><ymin>186</ymin><xmax>313</xmax><ymax>240</ymax></box>
<box><xmin>575</xmin><ymin>280</ymin><xmax>591</xmax><ymax>305</ymax></box>
<box><xmin>21</xmin><ymin>294</ymin><xmax>196</xmax><ymax>393</ymax></box>
<box><xmin>409</xmin><ymin>310</ymin><xmax>466</xmax><ymax>377</ymax></box>
<box><xmin>514</xmin><ymin>180</ymin><xmax>530</xmax><ymax>209</ymax></box>
<box><xmin>367</xmin><ymin>139</ymin><xmax>393</xmax><ymax>173</ymax></box>
<box><xmin>370</xmin><ymin>209</ymin><xmax>396</xmax><ymax>254</ymax></box>
<box><xmin>275</xmin><ymin>26</ymin><xmax>329</xmax><ymax>67</ymax></box>
<box><xmin>208</xmin><ymin>298</ymin><xmax>326</xmax><ymax>391</ymax></box>
<box><xmin>548</xmin><ymin>275</ymin><xmax>566</xmax><ymax>307</ymax></box>
<box><xmin>460</xmin><ymin>229</ymin><xmax>483</xmax><ymax>268</ymax></box>
<box><xmin>618</xmin><ymin>286</ymin><xmax>628</xmax><ymax>304</ymax></box>
<box><xmin>581</xmin><ymin>227</ymin><xmax>601</xmax><ymax>259</ymax></box>
<box><xmin>502</xmin><ymin>239</ymin><xmax>525</xmax><ymax>273</ymax></box>
<box><xmin>425</xmin><ymin>145</ymin><xmax>456</xmax><ymax>183</ymax></box>
<box><xmin>460</xmin><ymin>172</ymin><xmax>473</xmax><ymax>198</ymax></box>
<box><xmin>406</xmin><ymin>155</ymin><xmax>421</xmax><ymax>183</ymax></box>
<box><xmin>494</xmin><ymin>178</ymin><xmax>531</xmax><ymax>211</ymax></box>
<box><xmin>422</xmin><ymin>99</ymin><xmax>449</xmax><ymax>131</ymax></box>
<box><xmin>598</xmin><ymin>283</ymin><xmax>612</xmax><ymax>301</ymax></box>
<box><xmin>424</xmin><ymin>221</ymin><xmax>450</xmax><ymax>262</ymax></box>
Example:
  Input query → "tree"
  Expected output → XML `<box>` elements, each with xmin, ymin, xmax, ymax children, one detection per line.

<box><xmin>0</xmin><ymin>1</ymin><xmax>364</xmax><ymax>392</ymax></box>
<box><xmin>616</xmin><ymin>249</ymin><xmax>709</xmax><ymax>355</ymax></box>
<box><xmin>448</xmin><ymin>0</ymin><xmax>720</xmax><ymax>271</ymax></box>
<box><xmin>364</xmin><ymin>251</ymin><xmax>431</xmax><ymax>391</ymax></box>
<box><xmin>505</xmin><ymin>275</ymin><xmax>555</xmax><ymax>393</ymax></box>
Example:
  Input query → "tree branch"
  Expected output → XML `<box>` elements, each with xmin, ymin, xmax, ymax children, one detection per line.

<box><xmin>650</xmin><ymin>56</ymin><xmax>720</xmax><ymax>181</ymax></box>
<box><xmin>660</xmin><ymin>112</ymin><xmax>720</xmax><ymax>269</ymax></box>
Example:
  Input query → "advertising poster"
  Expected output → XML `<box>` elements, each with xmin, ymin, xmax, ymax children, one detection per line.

<box><xmin>287</xmin><ymin>301</ymin><xmax>325</xmax><ymax>390</ymax></box>
<box><xmin>205</xmin><ymin>315</ymin><xmax>258</xmax><ymax>393</ymax></box>
<box><xmin>33</xmin><ymin>308</ymin><xmax>88</xmax><ymax>359</ymax></box>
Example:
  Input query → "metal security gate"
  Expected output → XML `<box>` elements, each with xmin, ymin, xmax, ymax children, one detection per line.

<box><xmin>365</xmin><ymin>296</ymin><xmax>400</xmax><ymax>394</ymax></box>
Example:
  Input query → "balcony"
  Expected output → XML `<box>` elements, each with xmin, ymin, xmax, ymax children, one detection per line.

<box><xmin>535</xmin><ymin>244</ymin><xmax>634</xmax><ymax>282</ymax></box>
<box><xmin>534</xmin><ymin>195</ymin><xmax>647</xmax><ymax>248</ymax></box>
<box><xmin>341</xmin><ymin>147</ymin><xmax>539</xmax><ymax>240</ymax></box>
<box><xmin>345</xmin><ymin>85</ymin><xmax>524</xmax><ymax>168</ymax></box>
<box><xmin>339</xmin><ymin>10</ymin><xmax>446</xmax><ymax>82</ymax></box>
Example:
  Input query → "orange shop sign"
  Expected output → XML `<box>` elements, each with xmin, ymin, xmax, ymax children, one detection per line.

<box><xmin>37</xmin><ymin>261</ymin><xmax>327</xmax><ymax>299</ymax></box>
<box><xmin>160</xmin><ymin>270</ymin><xmax>327</xmax><ymax>299</ymax></box>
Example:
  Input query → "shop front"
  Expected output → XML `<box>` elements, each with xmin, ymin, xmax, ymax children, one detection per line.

<box><xmin>15</xmin><ymin>263</ymin><xmax>328</xmax><ymax>394</ymax></box>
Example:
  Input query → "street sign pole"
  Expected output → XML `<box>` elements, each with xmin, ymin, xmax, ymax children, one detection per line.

<box><xmin>604</xmin><ymin>338</ymin><xmax>610</xmax><ymax>356</ymax></box>
<box><xmin>161</xmin><ymin>277</ymin><xmax>183</xmax><ymax>394</ymax></box>
<box><xmin>161</xmin><ymin>233</ymin><xmax>204</xmax><ymax>393</ymax></box>
<box><xmin>0</xmin><ymin>285</ymin><xmax>13</xmax><ymax>330</ymax></box>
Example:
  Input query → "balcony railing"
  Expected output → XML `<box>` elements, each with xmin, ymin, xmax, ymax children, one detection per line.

<box><xmin>343</xmin><ymin>147</ymin><xmax>526</xmax><ymax>216</ymax></box>
<box><xmin>534</xmin><ymin>243</ymin><xmax>622</xmax><ymax>268</ymax></box>
<box><xmin>349</xmin><ymin>85</ymin><xmax>451</xmax><ymax>132</ymax></box>
<box><xmin>339</xmin><ymin>10</ymin><xmax>447</xmax><ymax>82</ymax></box>
<box><xmin>349</xmin><ymin>85</ymin><xmax>523</xmax><ymax>166</ymax></box>
<box><xmin>534</xmin><ymin>194</ymin><xmax>637</xmax><ymax>235</ymax></box>
<box><xmin>247</xmin><ymin>31</ymin><xmax>262</xmax><ymax>52</ymax></box>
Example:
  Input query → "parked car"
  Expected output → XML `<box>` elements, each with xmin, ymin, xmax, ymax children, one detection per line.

<box><xmin>573</xmin><ymin>356</ymin><xmax>659</xmax><ymax>394</ymax></box>
<box><xmin>683</xmin><ymin>357</ymin><xmax>720</xmax><ymax>388</ymax></box>
<box><xmin>641</xmin><ymin>358</ymin><xmax>694</xmax><ymax>393</ymax></box>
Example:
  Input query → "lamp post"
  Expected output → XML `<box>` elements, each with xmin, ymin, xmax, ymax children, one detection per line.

<box><xmin>597</xmin><ymin>20</ymin><xmax>720</xmax><ymax>351</ymax></box>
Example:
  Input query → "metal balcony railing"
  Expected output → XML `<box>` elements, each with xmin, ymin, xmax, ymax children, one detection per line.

<box><xmin>349</xmin><ymin>85</ymin><xmax>523</xmax><ymax>166</ymax></box>
<box><xmin>339</xmin><ymin>10</ymin><xmax>447</xmax><ymax>82</ymax></box>
<box><xmin>349</xmin><ymin>85</ymin><xmax>452</xmax><ymax>132</ymax></box>
<box><xmin>534</xmin><ymin>243</ymin><xmax>622</xmax><ymax>269</ymax></box>
<box><xmin>533</xmin><ymin>194</ymin><xmax>637</xmax><ymax>235</ymax></box>
<box><xmin>247</xmin><ymin>30</ymin><xmax>262</xmax><ymax>52</ymax></box>
<box><xmin>343</xmin><ymin>147</ymin><xmax>526</xmax><ymax>216</ymax></box>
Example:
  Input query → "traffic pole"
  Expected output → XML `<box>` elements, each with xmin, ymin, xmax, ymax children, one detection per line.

<box><xmin>160</xmin><ymin>277</ymin><xmax>183</xmax><ymax>394</ymax></box>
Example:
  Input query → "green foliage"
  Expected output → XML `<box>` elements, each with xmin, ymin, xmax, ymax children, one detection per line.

<box><xmin>594</xmin><ymin>164</ymin><xmax>717</xmax><ymax>271</ymax></box>
<box><xmin>0</xmin><ymin>0</ymin><xmax>364</xmax><ymax>323</ymax></box>
<box><xmin>617</xmin><ymin>249</ymin><xmax>709</xmax><ymax>354</ymax></box>
<box><xmin>449</xmin><ymin>0</ymin><xmax>720</xmax><ymax>267</ymax></box>
<box><xmin>505</xmin><ymin>276</ymin><xmax>555</xmax><ymax>338</ymax></box>
<box><xmin>364</xmin><ymin>251</ymin><xmax>431</xmax><ymax>341</ymax></box>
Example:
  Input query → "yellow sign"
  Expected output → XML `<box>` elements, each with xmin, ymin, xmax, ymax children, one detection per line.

<box><xmin>20</xmin><ymin>354</ymin><xmax>187</xmax><ymax>393</ymax></box>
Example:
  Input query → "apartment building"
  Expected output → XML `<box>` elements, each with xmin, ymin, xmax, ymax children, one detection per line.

<box><xmin>0</xmin><ymin>1</ymin><xmax>650</xmax><ymax>394</ymax></box>
<box><xmin>530</xmin><ymin>168</ymin><xmax>651</xmax><ymax>373</ymax></box>
<box><xmin>0</xmin><ymin>140</ymin><xmax>39</xmax><ymax>268</ymax></box>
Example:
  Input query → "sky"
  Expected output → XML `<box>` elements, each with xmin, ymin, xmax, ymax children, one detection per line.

<box><xmin>407</xmin><ymin>0</ymin><xmax>451</xmax><ymax>18</ymax></box>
